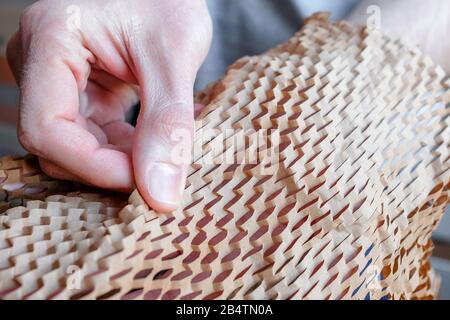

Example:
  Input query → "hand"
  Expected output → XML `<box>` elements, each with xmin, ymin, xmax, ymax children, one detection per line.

<box><xmin>6</xmin><ymin>0</ymin><xmax>212</xmax><ymax>212</ymax></box>
<box><xmin>348</xmin><ymin>0</ymin><xmax>450</xmax><ymax>73</ymax></box>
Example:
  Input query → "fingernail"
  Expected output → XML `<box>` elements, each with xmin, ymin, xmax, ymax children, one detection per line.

<box><xmin>146</xmin><ymin>162</ymin><xmax>183</xmax><ymax>206</ymax></box>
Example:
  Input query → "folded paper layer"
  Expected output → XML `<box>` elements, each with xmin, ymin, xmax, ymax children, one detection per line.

<box><xmin>0</xmin><ymin>14</ymin><xmax>449</xmax><ymax>300</ymax></box>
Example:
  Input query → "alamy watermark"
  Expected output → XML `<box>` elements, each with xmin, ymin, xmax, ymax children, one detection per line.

<box><xmin>66</xmin><ymin>265</ymin><xmax>82</xmax><ymax>290</ymax></box>
<box><xmin>66</xmin><ymin>4</ymin><xmax>81</xmax><ymax>31</ymax></box>
<box><xmin>366</xmin><ymin>5</ymin><xmax>381</xmax><ymax>32</ymax></box>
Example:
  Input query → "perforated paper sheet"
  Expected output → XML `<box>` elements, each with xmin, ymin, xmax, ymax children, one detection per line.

<box><xmin>0</xmin><ymin>14</ymin><xmax>449</xmax><ymax>300</ymax></box>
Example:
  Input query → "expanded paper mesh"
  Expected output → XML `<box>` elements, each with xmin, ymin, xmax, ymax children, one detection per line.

<box><xmin>0</xmin><ymin>14</ymin><xmax>449</xmax><ymax>300</ymax></box>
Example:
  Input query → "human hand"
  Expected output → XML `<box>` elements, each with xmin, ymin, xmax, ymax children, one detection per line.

<box><xmin>6</xmin><ymin>0</ymin><xmax>212</xmax><ymax>212</ymax></box>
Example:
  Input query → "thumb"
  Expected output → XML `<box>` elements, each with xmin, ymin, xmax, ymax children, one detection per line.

<box><xmin>133</xmin><ymin>68</ymin><xmax>196</xmax><ymax>212</ymax></box>
<box><xmin>130</xmin><ymin>3</ymin><xmax>212</xmax><ymax>212</ymax></box>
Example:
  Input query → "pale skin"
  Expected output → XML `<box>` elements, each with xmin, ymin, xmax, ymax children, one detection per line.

<box><xmin>348</xmin><ymin>0</ymin><xmax>450</xmax><ymax>73</ymax></box>
<box><xmin>6</xmin><ymin>0</ymin><xmax>449</xmax><ymax>212</ymax></box>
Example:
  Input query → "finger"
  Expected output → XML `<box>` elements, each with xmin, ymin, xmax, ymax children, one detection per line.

<box><xmin>126</xmin><ymin>1</ymin><xmax>212</xmax><ymax>211</ymax></box>
<box><xmin>194</xmin><ymin>103</ymin><xmax>206</xmax><ymax>118</ymax></box>
<box><xmin>18</xmin><ymin>31</ymin><xmax>134</xmax><ymax>192</ymax></box>
<box><xmin>134</xmin><ymin>102</ymin><xmax>194</xmax><ymax>212</ymax></box>
<box><xmin>74</xmin><ymin>114</ymin><xmax>108</xmax><ymax>145</ymax></box>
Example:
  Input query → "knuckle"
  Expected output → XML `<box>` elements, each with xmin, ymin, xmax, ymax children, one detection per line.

<box><xmin>20</xmin><ymin>1</ymin><xmax>68</xmax><ymax>40</ymax></box>
<box><xmin>38</xmin><ymin>159</ymin><xmax>64</xmax><ymax>180</ymax></box>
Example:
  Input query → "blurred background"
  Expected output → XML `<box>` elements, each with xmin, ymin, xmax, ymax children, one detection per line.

<box><xmin>0</xmin><ymin>0</ymin><xmax>449</xmax><ymax>299</ymax></box>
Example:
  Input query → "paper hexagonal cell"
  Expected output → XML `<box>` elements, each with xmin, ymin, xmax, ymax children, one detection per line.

<box><xmin>0</xmin><ymin>14</ymin><xmax>449</xmax><ymax>300</ymax></box>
